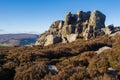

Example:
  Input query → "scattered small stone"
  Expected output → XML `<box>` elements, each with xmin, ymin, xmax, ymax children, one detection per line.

<box><xmin>46</xmin><ymin>65</ymin><xmax>58</xmax><ymax>75</ymax></box>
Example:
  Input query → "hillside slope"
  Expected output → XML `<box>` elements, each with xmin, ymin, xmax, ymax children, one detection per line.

<box><xmin>0</xmin><ymin>33</ymin><xmax>120</xmax><ymax>80</ymax></box>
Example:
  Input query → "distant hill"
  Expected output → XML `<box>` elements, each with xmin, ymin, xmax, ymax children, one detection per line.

<box><xmin>0</xmin><ymin>34</ymin><xmax>39</xmax><ymax>46</ymax></box>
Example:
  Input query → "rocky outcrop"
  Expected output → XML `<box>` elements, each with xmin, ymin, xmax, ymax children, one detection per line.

<box><xmin>35</xmin><ymin>10</ymin><xmax>119</xmax><ymax>46</ymax></box>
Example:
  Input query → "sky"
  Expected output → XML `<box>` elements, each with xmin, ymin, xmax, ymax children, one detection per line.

<box><xmin>0</xmin><ymin>0</ymin><xmax>120</xmax><ymax>34</ymax></box>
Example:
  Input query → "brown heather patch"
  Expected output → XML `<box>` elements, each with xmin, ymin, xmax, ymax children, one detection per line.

<box><xmin>0</xmin><ymin>34</ymin><xmax>120</xmax><ymax>80</ymax></box>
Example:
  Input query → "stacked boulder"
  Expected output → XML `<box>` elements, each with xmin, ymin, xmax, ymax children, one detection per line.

<box><xmin>35</xmin><ymin>10</ymin><xmax>118</xmax><ymax>46</ymax></box>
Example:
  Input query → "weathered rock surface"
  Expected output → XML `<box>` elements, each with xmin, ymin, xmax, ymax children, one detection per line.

<box><xmin>66</xmin><ymin>34</ymin><xmax>78</xmax><ymax>43</ymax></box>
<box><xmin>102</xmin><ymin>24</ymin><xmax>114</xmax><ymax>35</ymax></box>
<box><xmin>35</xmin><ymin>10</ymin><xmax>120</xmax><ymax>46</ymax></box>
<box><xmin>44</xmin><ymin>35</ymin><xmax>62</xmax><ymax>46</ymax></box>
<box><xmin>95</xmin><ymin>46</ymin><xmax>112</xmax><ymax>54</ymax></box>
<box><xmin>89</xmin><ymin>10</ymin><xmax>106</xmax><ymax>30</ymax></box>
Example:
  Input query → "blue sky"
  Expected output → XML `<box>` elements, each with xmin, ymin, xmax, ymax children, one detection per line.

<box><xmin>0</xmin><ymin>0</ymin><xmax>120</xmax><ymax>34</ymax></box>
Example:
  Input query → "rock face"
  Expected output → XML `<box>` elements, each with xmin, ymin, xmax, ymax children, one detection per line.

<box><xmin>35</xmin><ymin>10</ymin><xmax>119</xmax><ymax>46</ymax></box>
<box><xmin>89</xmin><ymin>10</ymin><xmax>106</xmax><ymax>29</ymax></box>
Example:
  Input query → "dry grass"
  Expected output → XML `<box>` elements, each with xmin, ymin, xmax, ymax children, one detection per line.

<box><xmin>0</xmin><ymin>34</ymin><xmax>120</xmax><ymax>80</ymax></box>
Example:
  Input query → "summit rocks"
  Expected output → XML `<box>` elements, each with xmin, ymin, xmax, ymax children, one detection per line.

<box><xmin>35</xmin><ymin>10</ymin><xmax>119</xmax><ymax>46</ymax></box>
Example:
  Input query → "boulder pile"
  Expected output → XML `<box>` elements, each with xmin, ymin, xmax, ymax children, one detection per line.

<box><xmin>35</xmin><ymin>10</ymin><xmax>120</xmax><ymax>46</ymax></box>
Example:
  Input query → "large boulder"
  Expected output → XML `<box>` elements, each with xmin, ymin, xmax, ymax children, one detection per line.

<box><xmin>35</xmin><ymin>32</ymin><xmax>49</xmax><ymax>45</ymax></box>
<box><xmin>89</xmin><ymin>10</ymin><xmax>106</xmax><ymax>30</ymax></box>
<box><xmin>102</xmin><ymin>28</ymin><xmax>112</xmax><ymax>35</ymax></box>
<box><xmin>102</xmin><ymin>24</ymin><xmax>114</xmax><ymax>35</ymax></box>
<box><xmin>82</xmin><ymin>10</ymin><xmax>106</xmax><ymax>40</ymax></box>
<box><xmin>66</xmin><ymin>34</ymin><xmax>78</xmax><ymax>43</ymax></box>
<box><xmin>35</xmin><ymin>34</ymin><xmax>62</xmax><ymax>46</ymax></box>
<box><xmin>44</xmin><ymin>35</ymin><xmax>62</xmax><ymax>46</ymax></box>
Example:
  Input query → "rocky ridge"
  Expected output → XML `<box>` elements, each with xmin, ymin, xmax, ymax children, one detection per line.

<box><xmin>35</xmin><ymin>10</ymin><xmax>120</xmax><ymax>46</ymax></box>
